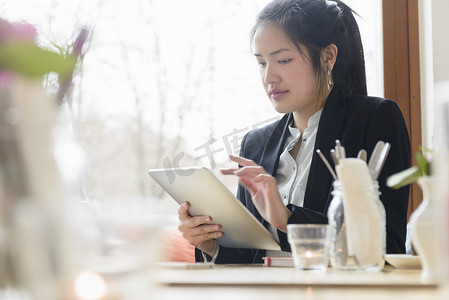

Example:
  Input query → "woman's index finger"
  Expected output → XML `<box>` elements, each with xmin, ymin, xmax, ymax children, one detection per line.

<box><xmin>229</xmin><ymin>155</ymin><xmax>258</xmax><ymax>167</ymax></box>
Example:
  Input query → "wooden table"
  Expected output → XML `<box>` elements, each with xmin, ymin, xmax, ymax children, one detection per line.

<box><xmin>144</xmin><ymin>264</ymin><xmax>449</xmax><ymax>300</ymax></box>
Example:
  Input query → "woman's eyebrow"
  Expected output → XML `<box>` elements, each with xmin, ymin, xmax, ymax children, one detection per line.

<box><xmin>254</xmin><ymin>48</ymin><xmax>290</xmax><ymax>57</ymax></box>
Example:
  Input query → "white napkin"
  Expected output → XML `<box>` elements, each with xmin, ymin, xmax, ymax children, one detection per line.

<box><xmin>336</xmin><ymin>158</ymin><xmax>383</xmax><ymax>266</ymax></box>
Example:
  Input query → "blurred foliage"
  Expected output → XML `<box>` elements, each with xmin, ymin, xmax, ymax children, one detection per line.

<box><xmin>387</xmin><ymin>147</ymin><xmax>433</xmax><ymax>189</ymax></box>
<box><xmin>0</xmin><ymin>18</ymin><xmax>77</xmax><ymax>78</ymax></box>
<box><xmin>0</xmin><ymin>41</ymin><xmax>76</xmax><ymax>77</ymax></box>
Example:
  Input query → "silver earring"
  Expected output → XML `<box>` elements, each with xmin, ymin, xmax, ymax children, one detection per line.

<box><xmin>327</xmin><ymin>66</ymin><xmax>334</xmax><ymax>90</ymax></box>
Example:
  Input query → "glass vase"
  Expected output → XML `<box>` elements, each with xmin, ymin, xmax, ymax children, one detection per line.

<box><xmin>328</xmin><ymin>180</ymin><xmax>386</xmax><ymax>271</ymax></box>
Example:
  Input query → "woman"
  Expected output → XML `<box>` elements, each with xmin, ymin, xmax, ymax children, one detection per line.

<box><xmin>178</xmin><ymin>0</ymin><xmax>410</xmax><ymax>264</ymax></box>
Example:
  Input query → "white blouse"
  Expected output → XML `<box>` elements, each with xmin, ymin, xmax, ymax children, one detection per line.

<box><xmin>276</xmin><ymin>109</ymin><xmax>322</xmax><ymax>207</ymax></box>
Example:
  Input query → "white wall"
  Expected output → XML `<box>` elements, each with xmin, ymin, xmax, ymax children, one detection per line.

<box><xmin>419</xmin><ymin>0</ymin><xmax>449</xmax><ymax>149</ymax></box>
<box><xmin>431</xmin><ymin>0</ymin><xmax>449</xmax><ymax>152</ymax></box>
<box><xmin>418</xmin><ymin>0</ymin><xmax>449</xmax><ymax>274</ymax></box>
<box><xmin>431</xmin><ymin>1</ymin><xmax>449</xmax><ymax>84</ymax></box>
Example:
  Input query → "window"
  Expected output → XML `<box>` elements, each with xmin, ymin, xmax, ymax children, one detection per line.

<box><xmin>0</xmin><ymin>0</ymin><xmax>385</xmax><ymax>206</ymax></box>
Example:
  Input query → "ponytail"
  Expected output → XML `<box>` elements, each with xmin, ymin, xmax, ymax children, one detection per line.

<box><xmin>332</xmin><ymin>0</ymin><xmax>367</xmax><ymax>95</ymax></box>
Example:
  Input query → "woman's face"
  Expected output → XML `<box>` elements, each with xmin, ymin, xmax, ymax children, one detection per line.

<box><xmin>252</xmin><ymin>23</ymin><xmax>320</xmax><ymax>115</ymax></box>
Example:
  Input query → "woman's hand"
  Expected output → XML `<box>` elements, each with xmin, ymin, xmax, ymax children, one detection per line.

<box><xmin>221</xmin><ymin>155</ymin><xmax>292</xmax><ymax>232</ymax></box>
<box><xmin>177</xmin><ymin>202</ymin><xmax>223</xmax><ymax>257</ymax></box>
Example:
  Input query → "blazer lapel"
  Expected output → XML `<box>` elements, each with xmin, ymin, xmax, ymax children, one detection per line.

<box><xmin>303</xmin><ymin>87</ymin><xmax>346</xmax><ymax>212</ymax></box>
<box><xmin>258</xmin><ymin>113</ymin><xmax>294</xmax><ymax>176</ymax></box>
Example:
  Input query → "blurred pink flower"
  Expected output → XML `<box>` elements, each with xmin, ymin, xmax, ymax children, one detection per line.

<box><xmin>0</xmin><ymin>70</ymin><xmax>14</xmax><ymax>88</ymax></box>
<box><xmin>0</xmin><ymin>18</ymin><xmax>37</xmax><ymax>43</ymax></box>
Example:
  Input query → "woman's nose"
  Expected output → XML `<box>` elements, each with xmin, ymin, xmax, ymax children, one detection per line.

<box><xmin>263</xmin><ymin>64</ymin><xmax>280</xmax><ymax>84</ymax></box>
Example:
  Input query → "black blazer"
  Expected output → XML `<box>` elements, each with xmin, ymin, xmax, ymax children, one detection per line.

<box><xmin>196</xmin><ymin>86</ymin><xmax>411</xmax><ymax>264</ymax></box>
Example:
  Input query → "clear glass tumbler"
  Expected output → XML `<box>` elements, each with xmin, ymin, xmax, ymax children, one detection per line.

<box><xmin>287</xmin><ymin>224</ymin><xmax>331</xmax><ymax>271</ymax></box>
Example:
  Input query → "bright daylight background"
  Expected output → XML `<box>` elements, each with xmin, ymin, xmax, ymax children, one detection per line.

<box><xmin>0</xmin><ymin>0</ymin><xmax>382</xmax><ymax>214</ymax></box>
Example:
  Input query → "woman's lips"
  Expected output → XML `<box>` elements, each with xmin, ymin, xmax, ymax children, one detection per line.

<box><xmin>269</xmin><ymin>89</ymin><xmax>289</xmax><ymax>100</ymax></box>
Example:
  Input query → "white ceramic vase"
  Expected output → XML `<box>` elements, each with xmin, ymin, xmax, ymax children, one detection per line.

<box><xmin>409</xmin><ymin>176</ymin><xmax>444</xmax><ymax>279</ymax></box>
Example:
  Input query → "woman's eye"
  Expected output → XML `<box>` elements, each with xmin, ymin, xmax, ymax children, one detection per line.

<box><xmin>278</xmin><ymin>59</ymin><xmax>292</xmax><ymax>64</ymax></box>
<box><xmin>258</xmin><ymin>61</ymin><xmax>266</xmax><ymax>67</ymax></box>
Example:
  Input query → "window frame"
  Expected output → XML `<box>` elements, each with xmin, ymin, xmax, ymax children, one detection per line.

<box><xmin>383</xmin><ymin>0</ymin><xmax>422</xmax><ymax>219</ymax></box>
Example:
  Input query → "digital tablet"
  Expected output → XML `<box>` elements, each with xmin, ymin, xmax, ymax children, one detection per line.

<box><xmin>148</xmin><ymin>167</ymin><xmax>281</xmax><ymax>251</ymax></box>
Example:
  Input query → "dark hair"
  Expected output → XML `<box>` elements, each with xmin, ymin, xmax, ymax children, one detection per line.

<box><xmin>250</xmin><ymin>0</ymin><xmax>367</xmax><ymax>96</ymax></box>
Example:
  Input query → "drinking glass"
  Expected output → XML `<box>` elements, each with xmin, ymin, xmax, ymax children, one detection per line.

<box><xmin>287</xmin><ymin>224</ymin><xmax>331</xmax><ymax>271</ymax></box>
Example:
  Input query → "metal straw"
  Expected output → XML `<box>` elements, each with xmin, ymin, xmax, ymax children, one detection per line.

<box><xmin>330</xmin><ymin>149</ymin><xmax>338</xmax><ymax>166</ymax></box>
<box><xmin>316</xmin><ymin>149</ymin><xmax>338</xmax><ymax>180</ymax></box>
